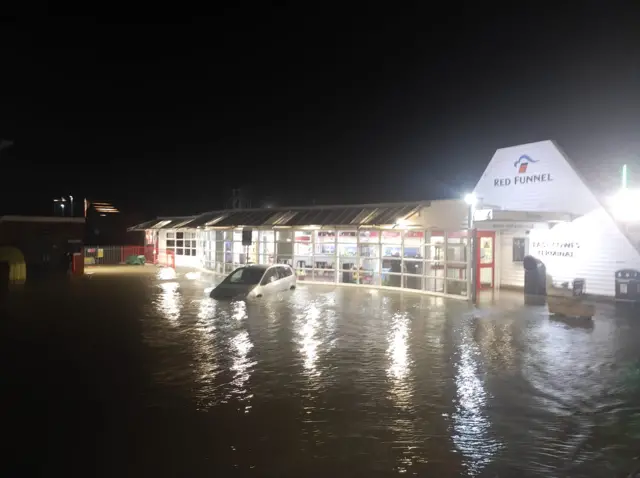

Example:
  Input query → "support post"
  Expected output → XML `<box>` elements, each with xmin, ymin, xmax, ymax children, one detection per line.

<box><xmin>467</xmin><ymin>202</ymin><xmax>477</xmax><ymax>304</ymax></box>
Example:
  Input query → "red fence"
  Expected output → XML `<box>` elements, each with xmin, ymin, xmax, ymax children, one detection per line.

<box><xmin>84</xmin><ymin>245</ymin><xmax>174</xmax><ymax>268</ymax></box>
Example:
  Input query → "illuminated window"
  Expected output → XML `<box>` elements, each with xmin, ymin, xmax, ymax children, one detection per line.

<box><xmin>172</xmin><ymin>230</ymin><xmax>198</xmax><ymax>257</ymax></box>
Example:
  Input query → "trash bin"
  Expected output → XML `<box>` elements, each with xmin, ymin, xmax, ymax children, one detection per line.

<box><xmin>615</xmin><ymin>269</ymin><xmax>640</xmax><ymax>302</ymax></box>
<box><xmin>523</xmin><ymin>255</ymin><xmax>546</xmax><ymax>296</ymax></box>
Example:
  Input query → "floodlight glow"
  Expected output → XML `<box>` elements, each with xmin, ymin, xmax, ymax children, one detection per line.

<box><xmin>608</xmin><ymin>188</ymin><xmax>640</xmax><ymax>222</ymax></box>
<box><xmin>464</xmin><ymin>193</ymin><xmax>477</xmax><ymax>206</ymax></box>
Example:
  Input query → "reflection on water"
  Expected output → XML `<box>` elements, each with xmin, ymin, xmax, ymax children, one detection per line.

<box><xmin>387</xmin><ymin>313</ymin><xmax>410</xmax><ymax>382</ymax></box>
<box><xmin>452</xmin><ymin>320</ymin><xmax>502</xmax><ymax>476</ymax></box>
<box><xmin>136</xmin><ymin>280</ymin><xmax>640</xmax><ymax>476</ymax></box>
<box><xmin>227</xmin><ymin>299</ymin><xmax>255</xmax><ymax>409</ymax></box>
<box><xmin>233</xmin><ymin>300</ymin><xmax>247</xmax><ymax>322</ymax></box>
<box><xmin>227</xmin><ymin>330</ymin><xmax>255</xmax><ymax>411</ymax></box>
<box><xmin>298</xmin><ymin>303</ymin><xmax>321</xmax><ymax>376</ymax></box>
<box><xmin>156</xmin><ymin>281</ymin><xmax>181</xmax><ymax>322</ymax></box>
<box><xmin>192</xmin><ymin>297</ymin><xmax>219</xmax><ymax>409</ymax></box>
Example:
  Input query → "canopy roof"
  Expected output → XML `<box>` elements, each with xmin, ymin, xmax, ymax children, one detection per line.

<box><xmin>128</xmin><ymin>202</ymin><xmax>427</xmax><ymax>231</ymax></box>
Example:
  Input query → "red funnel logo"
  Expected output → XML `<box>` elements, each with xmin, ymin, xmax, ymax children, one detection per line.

<box><xmin>514</xmin><ymin>154</ymin><xmax>538</xmax><ymax>174</ymax></box>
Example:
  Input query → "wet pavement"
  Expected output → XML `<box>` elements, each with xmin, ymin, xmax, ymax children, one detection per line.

<box><xmin>2</xmin><ymin>266</ymin><xmax>640</xmax><ymax>477</ymax></box>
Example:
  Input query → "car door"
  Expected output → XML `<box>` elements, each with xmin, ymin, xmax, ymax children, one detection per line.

<box><xmin>279</xmin><ymin>265</ymin><xmax>294</xmax><ymax>290</ymax></box>
<box><xmin>259</xmin><ymin>267</ymin><xmax>279</xmax><ymax>295</ymax></box>
<box><xmin>279</xmin><ymin>266</ymin><xmax>295</xmax><ymax>291</ymax></box>
<box><xmin>274</xmin><ymin>266</ymin><xmax>289</xmax><ymax>291</ymax></box>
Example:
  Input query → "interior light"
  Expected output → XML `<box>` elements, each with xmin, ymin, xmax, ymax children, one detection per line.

<box><xmin>396</xmin><ymin>218</ymin><xmax>409</xmax><ymax>227</ymax></box>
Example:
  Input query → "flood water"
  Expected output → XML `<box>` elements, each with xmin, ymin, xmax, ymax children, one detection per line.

<box><xmin>2</xmin><ymin>267</ymin><xmax>640</xmax><ymax>477</ymax></box>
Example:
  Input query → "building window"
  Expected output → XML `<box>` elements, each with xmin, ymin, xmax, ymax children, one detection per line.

<box><xmin>172</xmin><ymin>230</ymin><xmax>198</xmax><ymax>257</ymax></box>
<box><xmin>513</xmin><ymin>237</ymin><xmax>528</xmax><ymax>262</ymax></box>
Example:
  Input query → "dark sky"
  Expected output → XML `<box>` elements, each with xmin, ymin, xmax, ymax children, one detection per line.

<box><xmin>1</xmin><ymin>7</ymin><xmax>640</xmax><ymax>218</ymax></box>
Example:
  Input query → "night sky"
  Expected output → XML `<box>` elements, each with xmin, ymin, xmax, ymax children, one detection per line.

<box><xmin>1</xmin><ymin>8</ymin><xmax>640</xmax><ymax>219</ymax></box>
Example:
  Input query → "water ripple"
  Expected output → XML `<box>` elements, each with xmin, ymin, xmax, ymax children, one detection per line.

<box><xmin>137</xmin><ymin>279</ymin><xmax>640</xmax><ymax>475</ymax></box>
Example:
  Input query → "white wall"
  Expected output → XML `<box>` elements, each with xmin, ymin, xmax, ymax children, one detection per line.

<box><xmin>417</xmin><ymin>200</ymin><xmax>468</xmax><ymax>230</ymax></box>
<box><xmin>498</xmin><ymin>230</ymin><xmax>526</xmax><ymax>289</ymax></box>
<box><xmin>154</xmin><ymin>228</ymin><xmax>202</xmax><ymax>268</ymax></box>
<box><xmin>175</xmin><ymin>255</ymin><xmax>200</xmax><ymax>268</ymax></box>
<box><xmin>529</xmin><ymin>207</ymin><xmax>640</xmax><ymax>297</ymax></box>
<box><xmin>158</xmin><ymin>229</ymin><xmax>168</xmax><ymax>249</ymax></box>
<box><xmin>473</xmin><ymin>140</ymin><xmax>601</xmax><ymax>216</ymax></box>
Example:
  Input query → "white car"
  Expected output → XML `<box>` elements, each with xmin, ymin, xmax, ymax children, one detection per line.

<box><xmin>210</xmin><ymin>264</ymin><xmax>296</xmax><ymax>300</ymax></box>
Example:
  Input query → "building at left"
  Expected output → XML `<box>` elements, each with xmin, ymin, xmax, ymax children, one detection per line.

<box><xmin>0</xmin><ymin>216</ymin><xmax>85</xmax><ymax>282</ymax></box>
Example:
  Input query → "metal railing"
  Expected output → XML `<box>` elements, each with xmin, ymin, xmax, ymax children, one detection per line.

<box><xmin>83</xmin><ymin>245</ymin><xmax>171</xmax><ymax>267</ymax></box>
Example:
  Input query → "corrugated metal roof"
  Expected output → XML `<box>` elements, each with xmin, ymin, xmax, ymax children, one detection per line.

<box><xmin>127</xmin><ymin>216</ymin><xmax>197</xmax><ymax>231</ymax></box>
<box><xmin>153</xmin><ymin>217</ymin><xmax>197</xmax><ymax>229</ymax></box>
<box><xmin>183</xmin><ymin>211</ymin><xmax>227</xmax><ymax>228</ymax></box>
<box><xmin>128</xmin><ymin>201</ymin><xmax>427</xmax><ymax>230</ymax></box>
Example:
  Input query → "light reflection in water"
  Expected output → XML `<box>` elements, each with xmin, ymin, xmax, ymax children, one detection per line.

<box><xmin>192</xmin><ymin>297</ymin><xmax>219</xmax><ymax>408</ymax></box>
<box><xmin>387</xmin><ymin>312</ymin><xmax>411</xmax><ymax>383</ymax></box>
<box><xmin>228</xmin><ymin>330</ymin><xmax>256</xmax><ymax>412</ymax></box>
<box><xmin>298</xmin><ymin>303</ymin><xmax>321</xmax><ymax>376</ymax></box>
<box><xmin>226</xmin><ymin>299</ymin><xmax>255</xmax><ymax>412</ymax></box>
<box><xmin>197</xmin><ymin>297</ymin><xmax>217</xmax><ymax>325</ymax></box>
<box><xmin>157</xmin><ymin>267</ymin><xmax>177</xmax><ymax>281</ymax></box>
<box><xmin>452</xmin><ymin>324</ymin><xmax>502</xmax><ymax>476</ymax></box>
<box><xmin>233</xmin><ymin>300</ymin><xmax>247</xmax><ymax>321</ymax></box>
<box><xmin>386</xmin><ymin>311</ymin><xmax>417</xmax><ymax>474</ymax></box>
<box><xmin>156</xmin><ymin>281</ymin><xmax>181</xmax><ymax>321</ymax></box>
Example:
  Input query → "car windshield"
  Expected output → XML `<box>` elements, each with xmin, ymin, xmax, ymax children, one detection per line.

<box><xmin>224</xmin><ymin>267</ymin><xmax>266</xmax><ymax>285</ymax></box>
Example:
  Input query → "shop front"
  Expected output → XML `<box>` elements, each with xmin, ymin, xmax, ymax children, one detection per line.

<box><xmin>130</xmin><ymin>201</ymin><xmax>474</xmax><ymax>300</ymax></box>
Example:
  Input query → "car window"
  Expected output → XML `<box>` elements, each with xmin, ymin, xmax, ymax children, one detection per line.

<box><xmin>226</xmin><ymin>267</ymin><xmax>266</xmax><ymax>285</ymax></box>
<box><xmin>277</xmin><ymin>266</ymin><xmax>292</xmax><ymax>278</ymax></box>
<box><xmin>260</xmin><ymin>268</ymin><xmax>278</xmax><ymax>285</ymax></box>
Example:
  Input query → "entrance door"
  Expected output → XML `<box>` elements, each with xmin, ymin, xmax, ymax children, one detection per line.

<box><xmin>476</xmin><ymin>231</ymin><xmax>495</xmax><ymax>289</ymax></box>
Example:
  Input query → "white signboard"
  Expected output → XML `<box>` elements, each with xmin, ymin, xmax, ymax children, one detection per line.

<box><xmin>530</xmin><ymin>239</ymin><xmax>581</xmax><ymax>258</ymax></box>
<box><xmin>473</xmin><ymin>140</ymin><xmax>601</xmax><ymax>216</ymax></box>
<box><xmin>473</xmin><ymin>208</ymin><xmax>493</xmax><ymax>221</ymax></box>
<box><xmin>484</xmin><ymin>222</ymin><xmax>536</xmax><ymax>230</ymax></box>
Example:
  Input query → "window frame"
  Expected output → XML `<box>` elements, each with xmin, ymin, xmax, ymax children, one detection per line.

<box><xmin>512</xmin><ymin>237</ymin><xmax>528</xmax><ymax>262</ymax></box>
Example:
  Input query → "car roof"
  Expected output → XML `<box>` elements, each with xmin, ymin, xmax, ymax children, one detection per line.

<box><xmin>239</xmin><ymin>264</ymin><xmax>290</xmax><ymax>271</ymax></box>
<box><xmin>243</xmin><ymin>264</ymin><xmax>269</xmax><ymax>271</ymax></box>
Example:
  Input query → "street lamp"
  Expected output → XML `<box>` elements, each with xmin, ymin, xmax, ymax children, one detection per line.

<box><xmin>69</xmin><ymin>195</ymin><xmax>74</xmax><ymax>217</ymax></box>
<box><xmin>464</xmin><ymin>192</ymin><xmax>478</xmax><ymax>303</ymax></box>
<box><xmin>53</xmin><ymin>197</ymin><xmax>67</xmax><ymax>216</ymax></box>
<box><xmin>464</xmin><ymin>192</ymin><xmax>477</xmax><ymax>206</ymax></box>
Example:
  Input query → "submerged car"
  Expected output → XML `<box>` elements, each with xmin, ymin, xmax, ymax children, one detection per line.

<box><xmin>210</xmin><ymin>264</ymin><xmax>296</xmax><ymax>300</ymax></box>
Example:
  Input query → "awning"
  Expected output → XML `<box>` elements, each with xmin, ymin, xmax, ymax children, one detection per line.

<box><xmin>128</xmin><ymin>202</ymin><xmax>427</xmax><ymax>231</ymax></box>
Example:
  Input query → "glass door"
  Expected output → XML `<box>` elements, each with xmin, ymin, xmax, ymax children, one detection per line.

<box><xmin>476</xmin><ymin>231</ymin><xmax>495</xmax><ymax>289</ymax></box>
